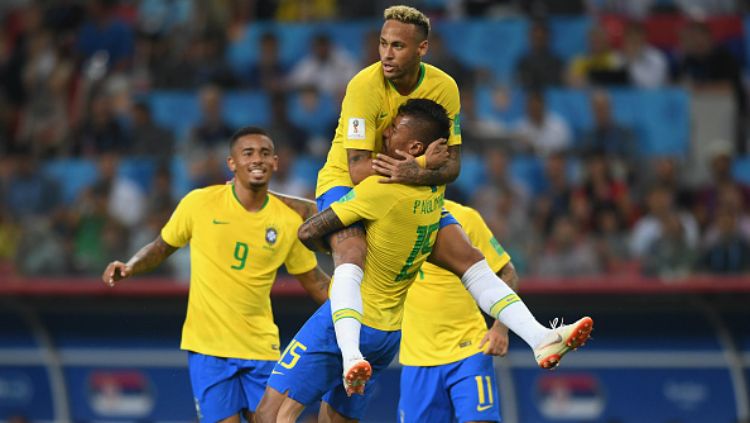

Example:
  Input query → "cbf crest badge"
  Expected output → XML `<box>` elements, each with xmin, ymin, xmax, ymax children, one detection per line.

<box><xmin>265</xmin><ymin>227</ymin><xmax>278</xmax><ymax>245</ymax></box>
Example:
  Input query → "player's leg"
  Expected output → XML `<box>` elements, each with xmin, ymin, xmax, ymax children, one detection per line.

<box><xmin>256</xmin><ymin>301</ymin><xmax>346</xmax><ymax>422</ymax></box>
<box><xmin>317</xmin><ymin>187</ymin><xmax>369</xmax><ymax>391</ymax></box>
<box><xmin>318</xmin><ymin>401</ymin><xmax>358</xmax><ymax>423</ymax></box>
<box><xmin>236</xmin><ymin>359</ymin><xmax>275</xmax><ymax>422</ymax></box>
<box><xmin>446</xmin><ymin>353</ymin><xmax>500</xmax><ymax>423</ymax></box>
<box><xmin>187</xmin><ymin>352</ymin><xmax>247</xmax><ymax>423</ymax></box>
<box><xmin>398</xmin><ymin>364</ymin><xmax>452</xmax><ymax>423</ymax></box>
<box><xmin>319</xmin><ymin>325</ymin><xmax>401</xmax><ymax>421</ymax></box>
<box><xmin>428</xmin><ymin>214</ymin><xmax>593</xmax><ymax>368</ymax></box>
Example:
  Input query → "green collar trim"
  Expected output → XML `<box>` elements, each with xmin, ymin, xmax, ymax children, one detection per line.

<box><xmin>232</xmin><ymin>183</ymin><xmax>269</xmax><ymax>211</ymax></box>
<box><xmin>388</xmin><ymin>63</ymin><xmax>425</xmax><ymax>95</ymax></box>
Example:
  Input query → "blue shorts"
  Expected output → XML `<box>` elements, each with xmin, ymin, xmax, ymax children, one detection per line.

<box><xmin>317</xmin><ymin>186</ymin><xmax>459</xmax><ymax>228</ymax></box>
<box><xmin>267</xmin><ymin>300</ymin><xmax>400</xmax><ymax>420</ymax></box>
<box><xmin>398</xmin><ymin>352</ymin><xmax>501</xmax><ymax>423</ymax></box>
<box><xmin>187</xmin><ymin>352</ymin><xmax>275</xmax><ymax>421</ymax></box>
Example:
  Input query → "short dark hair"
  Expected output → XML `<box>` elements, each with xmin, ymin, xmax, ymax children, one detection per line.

<box><xmin>397</xmin><ymin>98</ymin><xmax>451</xmax><ymax>145</ymax></box>
<box><xmin>229</xmin><ymin>126</ymin><xmax>273</xmax><ymax>150</ymax></box>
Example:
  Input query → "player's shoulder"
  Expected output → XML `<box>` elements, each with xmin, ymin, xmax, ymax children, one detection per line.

<box><xmin>422</xmin><ymin>63</ymin><xmax>459</xmax><ymax>88</ymax></box>
<box><xmin>347</xmin><ymin>62</ymin><xmax>384</xmax><ymax>90</ymax></box>
<box><xmin>180</xmin><ymin>184</ymin><xmax>227</xmax><ymax>206</ymax></box>
<box><xmin>266</xmin><ymin>194</ymin><xmax>305</xmax><ymax>224</ymax></box>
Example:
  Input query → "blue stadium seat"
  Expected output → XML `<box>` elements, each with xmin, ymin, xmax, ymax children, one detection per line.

<box><xmin>42</xmin><ymin>159</ymin><xmax>99</xmax><ymax>204</ymax></box>
<box><xmin>288</xmin><ymin>91</ymin><xmax>338</xmax><ymax>138</ymax></box>
<box><xmin>733</xmin><ymin>155</ymin><xmax>750</xmax><ymax>185</ymax></box>
<box><xmin>546</xmin><ymin>88</ymin><xmax>593</xmax><ymax>140</ymax></box>
<box><xmin>453</xmin><ymin>153</ymin><xmax>486</xmax><ymax>198</ymax></box>
<box><xmin>147</xmin><ymin>91</ymin><xmax>200</xmax><ymax>141</ymax></box>
<box><xmin>509</xmin><ymin>155</ymin><xmax>545</xmax><ymax>195</ymax></box>
<box><xmin>118</xmin><ymin>158</ymin><xmax>157</xmax><ymax>193</ymax></box>
<box><xmin>548</xmin><ymin>16</ymin><xmax>592</xmax><ymax>62</ymax></box>
<box><xmin>170</xmin><ymin>156</ymin><xmax>192</xmax><ymax>199</ymax></box>
<box><xmin>474</xmin><ymin>85</ymin><xmax>526</xmax><ymax>126</ymax></box>
<box><xmin>223</xmin><ymin>91</ymin><xmax>271</xmax><ymax>129</ymax></box>
<box><xmin>290</xmin><ymin>154</ymin><xmax>324</xmax><ymax>187</ymax></box>
<box><xmin>745</xmin><ymin>15</ymin><xmax>750</xmax><ymax>73</ymax></box>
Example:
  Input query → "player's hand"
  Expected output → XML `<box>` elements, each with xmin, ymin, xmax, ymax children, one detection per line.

<box><xmin>480</xmin><ymin>321</ymin><xmax>509</xmax><ymax>356</ymax></box>
<box><xmin>424</xmin><ymin>138</ymin><xmax>449</xmax><ymax>170</ymax></box>
<box><xmin>372</xmin><ymin>150</ymin><xmax>419</xmax><ymax>184</ymax></box>
<box><xmin>102</xmin><ymin>261</ymin><xmax>131</xmax><ymax>287</ymax></box>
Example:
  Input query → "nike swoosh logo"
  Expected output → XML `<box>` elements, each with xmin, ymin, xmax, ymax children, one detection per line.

<box><xmin>534</xmin><ymin>333</ymin><xmax>563</xmax><ymax>358</ymax></box>
<box><xmin>476</xmin><ymin>404</ymin><xmax>493</xmax><ymax>412</ymax></box>
<box><xmin>271</xmin><ymin>370</ymin><xmax>284</xmax><ymax>376</ymax></box>
<box><xmin>377</xmin><ymin>112</ymin><xmax>388</xmax><ymax>120</ymax></box>
<box><xmin>212</xmin><ymin>219</ymin><xmax>230</xmax><ymax>224</ymax></box>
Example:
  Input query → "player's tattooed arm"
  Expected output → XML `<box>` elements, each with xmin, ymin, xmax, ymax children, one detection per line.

<box><xmin>373</xmin><ymin>145</ymin><xmax>461</xmax><ymax>186</ymax></box>
<box><xmin>270</xmin><ymin>191</ymin><xmax>318</xmax><ymax>220</ymax></box>
<box><xmin>293</xmin><ymin>266</ymin><xmax>331</xmax><ymax>304</ymax></box>
<box><xmin>298</xmin><ymin>208</ymin><xmax>346</xmax><ymax>253</ymax></box>
<box><xmin>347</xmin><ymin>148</ymin><xmax>376</xmax><ymax>185</ymax></box>
<box><xmin>498</xmin><ymin>261</ymin><xmax>519</xmax><ymax>291</ymax></box>
<box><xmin>102</xmin><ymin>235</ymin><xmax>177</xmax><ymax>287</ymax></box>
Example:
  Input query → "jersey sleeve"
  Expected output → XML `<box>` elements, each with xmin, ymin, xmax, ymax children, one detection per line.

<box><xmin>160</xmin><ymin>192</ymin><xmax>195</xmax><ymax>248</ymax></box>
<box><xmin>284</xmin><ymin>234</ymin><xmax>318</xmax><ymax>275</ymax></box>
<box><xmin>463</xmin><ymin>207</ymin><xmax>510</xmax><ymax>273</ymax></box>
<box><xmin>444</xmin><ymin>78</ymin><xmax>462</xmax><ymax>147</ymax></box>
<box><xmin>340</xmin><ymin>75</ymin><xmax>383</xmax><ymax>153</ymax></box>
<box><xmin>329</xmin><ymin>176</ymin><xmax>397</xmax><ymax>226</ymax></box>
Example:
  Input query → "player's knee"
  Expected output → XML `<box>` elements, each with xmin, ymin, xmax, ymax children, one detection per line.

<box><xmin>255</xmin><ymin>388</ymin><xmax>283</xmax><ymax>423</ymax></box>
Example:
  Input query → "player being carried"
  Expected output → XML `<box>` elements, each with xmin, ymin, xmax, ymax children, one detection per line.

<box><xmin>101</xmin><ymin>127</ymin><xmax>330</xmax><ymax>423</ymax></box>
<box><xmin>272</xmin><ymin>3</ymin><xmax>593</xmax><ymax>396</ymax></box>
<box><xmin>256</xmin><ymin>99</ymin><xmax>592</xmax><ymax>423</ymax></box>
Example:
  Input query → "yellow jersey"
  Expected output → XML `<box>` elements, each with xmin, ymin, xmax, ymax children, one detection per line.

<box><xmin>161</xmin><ymin>185</ymin><xmax>317</xmax><ymax>360</ymax></box>
<box><xmin>400</xmin><ymin>200</ymin><xmax>511</xmax><ymax>366</ymax></box>
<box><xmin>316</xmin><ymin>62</ymin><xmax>462</xmax><ymax>197</ymax></box>
<box><xmin>330</xmin><ymin>176</ymin><xmax>444</xmax><ymax>331</ymax></box>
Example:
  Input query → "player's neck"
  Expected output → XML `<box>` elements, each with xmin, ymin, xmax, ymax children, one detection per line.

<box><xmin>390</xmin><ymin>63</ymin><xmax>424</xmax><ymax>95</ymax></box>
<box><xmin>232</xmin><ymin>182</ymin><xmax>269</xmax><ymax>212</ymax></box>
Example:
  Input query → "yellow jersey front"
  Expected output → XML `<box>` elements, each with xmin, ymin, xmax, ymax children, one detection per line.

<box><xmin>330</xmin><ymin>176</ymin><xmax>444</xmax><ymax>331</ymax></box>
<box><xmin>161</xmin><ymin>185</ymin><xmax>317</xmax><ymax>360</ymax></box>
<box><xmin>316</xmin><ymin>62</ymin><xmax>462</xmax><ymax>197</ymax></box>
<box><xmin>400</xmin><ymin>200</ymin><xmax>511</xmax><ymax>366</ymax></box>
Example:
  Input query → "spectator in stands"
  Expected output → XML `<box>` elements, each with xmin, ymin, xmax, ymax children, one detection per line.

<box><xmin>275</xmin><ymin>0</ymin><xmax>336</xmax><ymax>21</ymax></box>
<box><xmin>269</xmin><ymin>144</ymin><xmax>315</xmax><ymax>199</ymax></box>
<box><xmin>93</xmin><ymin>153</ymin><xmax>147</xmax><ymax>229</ymax></box>
<box><xmin>128</xmin><ymin>101</ymin><xmax>174</xmax><ymax>159</ymax></box>
<box><xmin>0</xmin><ymin>209</ymin><xmax>22</xmax><ymax>273</ymax></box>
<box><xmin>3</xmin><ymin>150</ymin><xmax>62</xmax><ymax>220</ymax></box>
<box><xmin>72</xmin><ymin>90</ymin><xmax>129</xmax><ymax>156</ymax></box>
<box><xmin>699</xmin><ymin>206</ymin><xmax>750</xmax><ymax>274</ymax></box>
<box><xmin>186</xmin><ymin>84</ymin><xmax>234</xmax><ymax>151</ymax></box>
<box><xmin>75</xmin><ymin>0</ymin><xmax>134</xmax><ymax>72</ymax></box>
<box><xmin>359</xmin><ymin>29</ymin><xmax>381</xmax><ymax>68</ymax></box>
<box><xmin>534</xmin><ymin>215</ymin><xmax>602</xmax><ymax>277</ymax></box>
<box><xmin>426</xmin><ymin>32</ymin><xmax>474</xmax><ymax>89</ymax></box>
<box><xmin>678</xmin><ymin>21</ymin><xmax>746</xmax><ymax>151</ymax></box>
<box><xmin>513</xmin><ymin>91</ymin><xmax>571</xmax><ymax>157</ymax></box>
<box><xmin>622</xmin><ymin>22</ymin><xmax>669</xmax><ymax>89</ymax></box>
<box><xmin>533</xmin><ymin>152</ymin><xmax>573</xmax><ymax>235</ymax></box>
<box><xmin>576</xmin><ymin>152</ymin><xmax>630</xmax><ymax>221</ymax></box>
<box><xmin>567</xmin><ymin>27</ymin><xmax>628</xmax><ymax>87</ymax></box>
<box><xmin>15</xmin><ymin>215</ymin><xmax>69</xmax><ymax>276</ymax></box>
<box><xmin>642</xmin><ymin>213</ymin><xmax>697</xmax><ymax>278</ymax></box>
<box><xmin>515</xmin><ymin>20</ymin><xmax>563</xmax><ymax>90</ymax></box>
<box><xmin>265</xmin><ymin>91</ymin><xmax>309</xmax><ymax>154</ymax></box>
<box><xmin>472</xmin><ymin>146</ymin><xmax>531</xmax><ymax>218</ymax></box>
<box><xmin>246</xmin><ymin>32</ymin><xmax>288</xmax><ymax>92</ymax></box>
<box><xmin>162</xmin><ymin>31</ymin><xmax>238</xmax><ymax>89</ymax></box>
<box><xmin>593</xmin><ymin>203</ymin><xmax>630</xmax><ymax>272</ymax></box>
<box><xmin>693</xmin><ymin>139</ymin><xmax>750</xmax><ymax>230</ymax></box>
<box><xmin>456</xmin><ymin>89</ymin><xmax>510</xmax><ymax>152</ymax></box>
<box><xmin>287</xmin><ymin>33</ymin><xmax>357</xmax><ymax>98</ymax></box>
<box><xmin>16</xmin><ymin>29</ymin><xmax>73</xmax><ymax>158</ymax></box>
<box><xmin>579</xmin><ymin>90</ymin><xmax>638</xmax><ymax>180</ymax></box>
<box><xmin>69</xmin><ymin>181</ymin><xmax>128</xmax><ymax>275</ymax></box>
<box><xmin>630</xmin><ymin>184</ymin><xmax>699</xmax><ymax>259</ymax></box>
<box><xmin>640</xmin><ymin>156</ymin><xmax>693</xmax><ymax>209</ymax></box>
<box><xmin>288</xmin><ymin>85</ymin><xmax>337</xmax><ymax>157</ymax></box>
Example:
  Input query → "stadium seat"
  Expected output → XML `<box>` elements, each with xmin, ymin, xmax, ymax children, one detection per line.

<box><xmin>118</xmin><ymin>158</ymin><xmax>157</xmax><ymax>193</ymax></box>
<box><xmin>42</xmin><ymin>159</ymin><xmax>99</xmax><ymax>204</ymax></box>
<box><xmin>223</xmin><ymin>91</ymin><xmax>271</xmax><ymax>129</ymax></box>
<box><xmin>288</xmin><ymin>91</ymin><xmax>338</xmax><ymax>137</ymax></box>
<box><xmin>147</xmin><ymin>91</ymin><xmax>201</xmax><ymax>141</ymax></box>
<box><xmin>732</xmin><ymin>155</ymin><xmax>750</xmax><ymax>185</ymax></box>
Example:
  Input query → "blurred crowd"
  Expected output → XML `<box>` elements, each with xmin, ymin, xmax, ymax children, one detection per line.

<box><xmin>1</xmin><ymin>0</ymin><xmax>750</xmax><ymax>280</ymax></box>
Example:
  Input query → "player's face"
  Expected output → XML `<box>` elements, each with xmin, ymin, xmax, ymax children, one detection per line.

<box><xmin>228</xmin><ymin>134</ymin><xmax>278</xmax><ymax>188</ymax></box>
<box><xmin>379</xmin><ymin>20</ymin><xmax>427</xmax><ymax>82</ymax></box>
<box><xmin>382</xmin><ymin>114</ymin><xmax>422</xmax><ymax>158</ymax></box>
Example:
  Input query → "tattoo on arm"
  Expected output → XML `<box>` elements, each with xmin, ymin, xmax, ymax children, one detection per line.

<box><xmin>298</xmin><ymin>209</ymin><xmax>346</xmax><ymax>252</ymax></box>
<box><xmin>295</xmin><ymin>267</ymin><xmax>331</xmax><ymax>304</ymax></box>
<box><xmin>498</xmin><ymin>261</ymin><xmax>519</xmax><ymax>291</ymax></box>
<box><xmin>405</xmin><ymin>146</ymin><xmax>461</xmax><ymax>186</ymax></box>
<box><xmin>126</xmin><ymin>235</ymin><xmax>178</xmax><ymax>276</ymax></box>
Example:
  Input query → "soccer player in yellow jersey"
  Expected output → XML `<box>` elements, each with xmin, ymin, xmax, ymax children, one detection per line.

<box><xmin>100</xmin><ymin>127</ymin><xmax>330</xmax><ymax>423</ymax></box>
<box><xmin>256</xmin><ymin>99</ymin><xmax>448</xmax><ymax>423</ymax></box>
<box><xmin>399</xmin><ymin>200</ymin><xmax>519</xmax><ymax>423</ymax></box>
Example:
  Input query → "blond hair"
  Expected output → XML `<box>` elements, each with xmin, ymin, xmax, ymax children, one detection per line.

<box><xmin>383</xmin><ymin>5</ymin><xmax>430</xmax><ymax>39</ymax></box>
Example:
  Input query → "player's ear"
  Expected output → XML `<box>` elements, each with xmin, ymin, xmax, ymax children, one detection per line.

<box><xmin>227</xmin><ymin>155</ymin><xmax>236</xmax><ymax>173</ymax></box>
<box><xmin>418</xmin><ymin>39</ymin><xmax>428</xmax><ymax>58</ymax></box>
<box><xmin>409</xmin><ymin>140</ymin><xmax>425</xmax><ymax>156</ymax></box>
<box><xmin>271</xmin><ymin>154</ymin><xmax>279</xmax><ymax>172</ymax></box>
